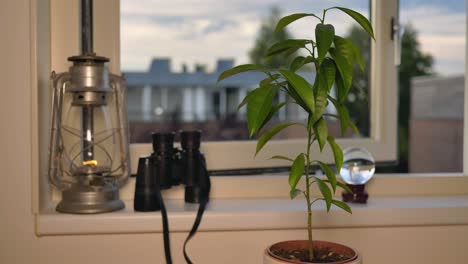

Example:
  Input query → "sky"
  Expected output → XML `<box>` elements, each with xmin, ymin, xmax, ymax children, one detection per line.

<box><xmin>121</xmin><ymin>0</ymin><xmax>466</xmax><ymax>76</ymax></box>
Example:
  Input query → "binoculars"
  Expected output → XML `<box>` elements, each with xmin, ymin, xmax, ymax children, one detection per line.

<box><xmin>134</xmin><ymin>130</ymin><xmax>210</xmax><ymax>211</ymax></box>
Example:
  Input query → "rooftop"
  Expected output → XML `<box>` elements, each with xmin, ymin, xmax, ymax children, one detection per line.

<box><xmin>123</xmin><ymin>58</ymin><xmax>315</xmax><ymax>87</ymax></box>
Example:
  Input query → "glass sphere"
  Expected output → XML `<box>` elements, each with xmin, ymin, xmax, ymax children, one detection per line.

<box><xmin>340</xmin><ymin>147</ymin><xmax>375</xmax><ymax>185</ymax></box>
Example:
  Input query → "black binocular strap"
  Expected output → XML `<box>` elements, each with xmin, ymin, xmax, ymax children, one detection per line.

<box><xmin>183</xmin><ymin>197</ymin><xmax>208</xmax><ymax>264</ymax></box>
<box><xmin>159</xmin><ymin>159</ymin><xmax>211</xmax><ymax>264</ymax></box>
<box><xmin>156</xmin><ymin>188</ymin><xmax>173</xmax><ymax>264</ymax></box>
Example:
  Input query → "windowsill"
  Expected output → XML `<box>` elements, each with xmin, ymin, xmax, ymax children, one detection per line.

<box><xmin>36</xmin><ymin>195</ymin><xmax>468</xmax><ymax>236</ymax></box>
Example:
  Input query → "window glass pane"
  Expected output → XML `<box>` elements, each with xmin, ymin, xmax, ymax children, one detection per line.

<box><xmin>121</xmin><ymin>0</ymin><xmax>371</xmax><ymax>142</ymax></box>
<box><xmin>390</xmin><ymin>0</ymin><xmax>465</xmax><ymax>173</ymax></box>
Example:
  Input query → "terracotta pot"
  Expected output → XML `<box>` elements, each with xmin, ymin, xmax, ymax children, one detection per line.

<box><xmin>264</xmin><ymin>240</ymin><xmax>362</xmax><ymax>264</ymax></box>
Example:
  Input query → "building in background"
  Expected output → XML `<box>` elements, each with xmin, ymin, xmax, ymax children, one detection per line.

<box><xmin>123</xmin><ymin>58</ymin><xmax>316</xmax><ymax>142</ymax></box>
<box><xmin>410</xmin><ymin>75</ymin><xmax>464</xmax><ymax>172</ymax></box>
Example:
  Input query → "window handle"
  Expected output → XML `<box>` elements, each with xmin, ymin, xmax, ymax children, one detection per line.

<box><xmin>391</xmin><ymin>17</ymin><xmax>402</xmax><ymax>66</ymax></box>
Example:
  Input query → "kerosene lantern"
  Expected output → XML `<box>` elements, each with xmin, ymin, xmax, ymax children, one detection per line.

<box><xmin>48</xmin><ymin>0</ymin><xmax>130</xmax><ymax>214</ymax></box>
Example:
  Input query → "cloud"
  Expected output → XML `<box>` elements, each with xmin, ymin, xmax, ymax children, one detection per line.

<box><xmin>121</xmin><ymin>0</ymin><xmax>464</xmax><ymax>76</ymax></box>
<box><xmin>201</xmin><ymin>20</ymin><xmax>237</xmax><ymax>35</ymax></box>
<box><xmin>400</xmin><ymin>4</ymin><xmax>465</xmax><ymax>75</ymax></box>
<box><xmin>121</xmin><ymin>0</ymin><xmax>370</xmax><ymax>71</ymax></box>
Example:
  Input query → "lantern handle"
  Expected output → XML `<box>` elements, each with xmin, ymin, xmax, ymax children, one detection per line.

<box><xmin>48</xmin><ymin>72</ymin><xmax>74</xmax><ymax>190</ymax></box>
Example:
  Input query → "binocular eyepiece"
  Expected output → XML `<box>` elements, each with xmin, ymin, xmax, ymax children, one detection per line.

<box><xmin>180</xmin><ymin>130</ymin><xmax>201</xmax><ymax>150</ymax></box>
<box><xmin>152</xmin><ymin>132</ymin><xmax>176</xmax><ymax>154</ymax></box>
<box><xmin>134</xmin><ymin>130</ymin><xmax>209</xmax><ymax>212</ymax></box>
<box><xmin>152</xmin><ymin>131</ymin><xmax>201</xmax><ymax>152</ymax></box>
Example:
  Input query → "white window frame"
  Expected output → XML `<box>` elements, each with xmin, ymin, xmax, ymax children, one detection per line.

<box><xmin>43</xmin><ymin>0</ymin><xmax>398</xmax><ymax>172</ymax></box>
<box><xmin>29</xmin><ymin>0</ymin><xmax>468</xmax><ymax>221</ymax></box>
<box><xmin>128</xmin><ymin>0</ymin><xmax>398</xmax><ymax>172</ymax></box>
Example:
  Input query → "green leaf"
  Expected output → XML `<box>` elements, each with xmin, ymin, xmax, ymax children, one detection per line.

<box><xmin>313</xmin><ymin>58</ymin><xmax>336</xmax><ymax>122</ymax></box>
<box><xmin>332</xmin><ymin>199</ymin><xmax>352</xmax><ymax>214</ymax></box>
<box><xmin>317</xmin><ymin>161</ymin><xmax>337</xmax><ymax>193</ymax></box>
<box><xmin>218</xmin><ymin>64</ymin><xmax>263</xmax><ymax>82</ymax></box>
<box><xmin>320</xmin><ymin>58</ymin><xmax>336</xmax><ymax>92</ymax></box>
<box><xmin>334</xmin><ymin>71</ymin><xmax>347</xmax><ymax>103</ymax></box>
<box><xmin>259</xmin><ymin>74</ymin><xmax>281</xmax><ymax>87</ymax></box>
<box><xmin>330</xmin><ymin>39</ymin><xmax>354</xmax><ymax>98</ymax></box>
<box><xmin>327</xmin><ymin>136</ymin><xmax>343</xmax><ymax>172</ymax></box>
<box><xmin>290</xmin><ymin>56</ymin><xmax>306</xmax><ymax>72</ymax></box>
<box><xmin>279</xmin><ymin>70</ymin><xmax>315</xmax><ymax>114</ymax></box>
<box><xmin>289</xmin><ymin>153</ymin><xmax>305</xmax><ymax>192</ymax></box>
<box><xmin>334</xmin><ymin>36</ymin><xmax>357</xmax><ymax>66</ymax></box>
<box><xmin>313</xmin><ymin>117</ymin><xmax>328</xmax><ymax>151</ymax></box>
<box><xmin>271</xmin><ymin>81</ymin><xmax>288</xmax><ymax>89</ymax></box>
<box><xmin>307</xmin><ymin>115</ymin><xmax>314</xmax><ymax>132</ymax></box>
<box><xmin>313</xmin><ymin>80</ymin><xmax>326</xmax><ymax>122</ymax></box>
<box><xmin>237</xmin><ymin>90</ymin><xmax>254</xmax><ymax>111</ymax></box>
<box><xmin>315</xmin><ymin>24</ymin><xmax>335</xmax><ymax>64</ymax></box>
<box><xmin>290</xmin><ymin>188</ymin><xmax>302</xmax><ymax>199</ymax></box>
<box><xmin>328</xmin><ymin>96</ymin><xmax>350</xmax><ymax>136</ymax></box>
<box><xmin>287</xmin><ymin>83</ymin><xmax>308</xmax><ymax>111</ymax></box>
<box><xmin>258</xmin><ymin>102</ymin><xmax>287</xmax><ymax>132</ymax></box>
<box><xmin>315</xmin><ymin>177</ymin><xmax>332</xmax><ymax>211</ymax></box>
<box><xmin>266</xmin><ymin>39</ymin><xmax>310</xmax><ymax>57</ymax></box>
<box><xmin>348</xmin><ymin>120</ymin><xmax>360</xmax><ymax>136</ymax></box>
<box><xmin>246</xmin><ymin>86</ymin><xmax>276</xmax><ymax>137</ymax></box>
<box><xmin>339</xmin><ymin>107</ymin><xmax>351</xmax><ymax>136</ymax></box>
<box><xmin>337</xmin><ymin>181</ymin><xmax>353</xmax><ymax>194</ymax></box>
<box><xmin>290</xmin><ymin>56</ymin><xmax>314</xmax><ymax>72</ymax></box>
<box><xmin>256</xmin><ymin>122</ymin><xmax>302</xmax><ymax>155</ymax></box>
<box><xmin>270</xmin><ymin>155</ymin><xmax>294</xmax><ymax>162</ymax></box>
<box><xmin>323</xmin><ymin>180</ymin><xmax>353</xmax><ymax>194</ymax></box>
<box><xmin>351</xmin><ymin>42</ymin><xmax>365</xmax><ymax>72</ymax></box>
<box><xmin>332</xmin><ymin>7</ymin><xmax>374</xmax><ymax>39</ymax></box>
<box><xmin>276</xmin><ymin>13</ymin><xmax>317</xmax><ymax>32</ymax></box>
<box><xmin>338</xmin><ymin>36</ymin><xmax>365</xmax><ymax>79</ymax></box>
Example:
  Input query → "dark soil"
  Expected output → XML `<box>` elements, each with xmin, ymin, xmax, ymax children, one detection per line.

<box><xmin>272</xmin><ymin>247</ymin><xmax>351</xmax><ymax>263</ymax></box>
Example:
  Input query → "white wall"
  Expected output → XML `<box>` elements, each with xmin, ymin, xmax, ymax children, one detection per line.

<box><xmin>1</xmin><ymin>1</ymin><xmax>468</xmax><ymax>264</ymax></box>
<box><xmin>4</xmin><ymin>226</ymin><xmax>468</xmax><ymax>264</ymax></box>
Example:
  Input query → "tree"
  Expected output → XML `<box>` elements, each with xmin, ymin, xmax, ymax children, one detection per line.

<box><xmin>344</xmin><ymin>26</ymin><xmax>371</xmax><ymax>137</ymax></box>
<box><xmin>345</xmin><ymin>24</ymin><xmax>434</xmax><ymax>172</ymax></box>
<box><xmin>396</xmin><ymin>24</ymin><xmax>434</xmax><ymax>172</ymax></box>
<box><xmin>249</xmin><ymin>6</ymin><xmax>296</xmax><ymax>68</ymax></box>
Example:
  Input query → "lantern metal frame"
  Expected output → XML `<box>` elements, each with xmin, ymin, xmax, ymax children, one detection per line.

<box><xmin>47</xmin><ymin>0</ymin><xmax>130</xmax><ymax>214</ymax></box>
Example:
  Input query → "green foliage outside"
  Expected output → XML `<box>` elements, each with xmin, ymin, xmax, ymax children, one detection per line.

<box><xmin>249</xmin><ymin>6</ymin><xmax>435</xmax><ymax>173</ymax></box>
<box><xmin>344</xmin><ymin>24</ymin><xmax>434</xmax><ymax>172</ymax></box>
<box><xmin>395</xmin><ymin>25</ymin><xmax>434</xmax><ymax>172</ymax></box>
<box><xmin>248</xmin><ymin>7</ymin><xmax>297</xmax><ymax>68</ymax></box>
<box><xmin>343</xmin><ymin>26</ymin><xmax>371</xmax><ymax>137</ymax></box>
<box><xmin>219</xmin><ymin>7</ymin><xmax>373</xmax><ymax>262</ymax></box>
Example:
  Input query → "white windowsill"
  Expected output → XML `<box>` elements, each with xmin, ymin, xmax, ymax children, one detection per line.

<box><xmin>36</xmin><ymin>195</ymin><xmax>468</xmax><ymax>236</ymax></box>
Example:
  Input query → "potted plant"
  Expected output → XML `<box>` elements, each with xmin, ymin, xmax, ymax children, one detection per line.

<box><xmin>218</xmin><ymin>6</ymin><xmax>374</xmax><ymax>264</ymax></box>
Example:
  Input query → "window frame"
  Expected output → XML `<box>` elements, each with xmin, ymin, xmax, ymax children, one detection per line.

<box><xmin>30</xmin><ymin>0</ymin><xmax>468</xmax><ymax>216</ymax></box>
<box><xmin>42</xmin><ymin>1</ymin><xmax>406</xmax><ymax>173</ymax></box>
<box><xmin>51</xmin><ymin>1</ymin><xmax>398</xmax><ymax>172</ymax></box>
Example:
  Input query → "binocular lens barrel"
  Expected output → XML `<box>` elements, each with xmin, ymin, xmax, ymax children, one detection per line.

<box><xmin>180</xmin><ymin>130</ymin><xmax>201</xmax><ymax>150</ymax></box>
<box><xmin>134</xmin><ymin>156</ymin><xmax>161</xmax><ymax>211</ymax></box>
<box><xmin>180</xmin><ymin>130</ymin><xmax>204</xmax><ymax>203</ymax></box>
<box><xmin>152</xmin><ymin>132</ymin><xmax>176</xmax><ymax>154</ymax></box>
<box><xmin>147</xmin><ymin>130</ymin><xmax>208</xmax><ymax>204</ymax></box>
<box><xmin>152</xmin><ymin>132</ymin><xmax>176</xmax><ymax>189</ymax></box>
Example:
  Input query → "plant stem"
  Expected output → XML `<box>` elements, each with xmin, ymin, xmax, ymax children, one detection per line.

<box><xmin>311</xmin><ymin>14</ymin><xmax>323</xmax><ymax>23</ymax></box>
<box><xmin>305</xmin><ymin>127</ymin><xmax>314</xmax><ymax>261</ymax></box>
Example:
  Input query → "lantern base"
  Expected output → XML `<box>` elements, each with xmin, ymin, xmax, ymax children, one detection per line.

<box><xmin>56</xmin><ymin>181</ymin><xmax>124</xmax><ymax>214</ymax></box>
